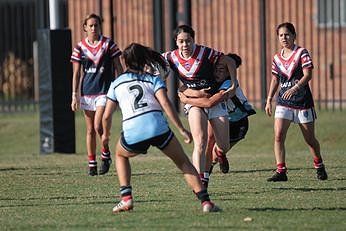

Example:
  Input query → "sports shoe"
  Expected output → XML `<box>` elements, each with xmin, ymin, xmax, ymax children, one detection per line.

<box><xmin>267</xmin><ymin>171</ymin><xmax>287</xmax><ymax>182</ymax></box>
<box><xmin>99</xmin><ymin>157</ymin><xmax>112</xmax><ymax>175</ymax></box>
<box><xmin>216</xmin><ymin>153</ymin><xmax>229</xmax><ymax>174</ymax></box>
<box><xmin>88</xmin><ymin>166</ymin><xmax>98</xmax><ymax>176</ymax></box>
<box><xmin>202</xmin><ymin>201</ymin><xmax>222</xmax><ymax>212</ymax></box>
<box><xmin>112</xmin><ymin>198</ymin><xmax>134</xmax><ymax>213</ymax></box>
<box><xmin>316</xmin><ymin>166</ymin><xmax>328</xmax><ymax>180</ymax></box>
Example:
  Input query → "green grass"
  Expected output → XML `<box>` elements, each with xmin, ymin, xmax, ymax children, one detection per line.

<box><xmin>0</xmin><ymin>110</ymin><xmax>345</xmax><ymax>231</ymax></box>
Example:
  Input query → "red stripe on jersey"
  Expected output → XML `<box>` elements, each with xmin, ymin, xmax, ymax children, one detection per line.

<box><xmin>170</xmin><ymin>45</ymin><xmax>210</xmax><ymax>80</ymax></box>
<box><xmin>73</xmin><ymin>36</ymin><xmax>119</xmax><ymax>65</ymax></box>
<box><xmin>272</xmin><ymin>45</ymin><xmax>305</xmax><ymax>80</ymax></box>
<box><xmin>80</xmin><ymin>36</ymin><xmax>107</xmax><ymax>64</ymax></box>
<box><xmin>71</xmin><ymin>48</ymin><xmax>81</xmax><ymax>61</ymax></box>
<box><xmin>301</xmin><ymin>53</ymin><xmax>313</xmax><ymax>69</ymax></box>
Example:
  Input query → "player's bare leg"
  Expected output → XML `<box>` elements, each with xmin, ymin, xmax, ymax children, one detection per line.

<box><xmin>112</xmin><ymin>140</ymin><xmax>137</xmax><ymax>212</ymax></box>
<box><xmin>188</xmin><ymin>107</ymin><xmax>209</xmax><ymax>186</ymax></box>
<box><xmin>267</xmin><ymin>118</ymin><xmax>290</xmax><ymax>181</ymax></box>
<box><xmin>210</xmin><ymin>116</ymin><xmax>230</xmax><ymax>173</ymax></box>
<box><xmin>299</xmin><ymin>122</ymin><xmax>327</xmax><ymax>180</ymax></box>
<box><xmin>162</xmin><ymin>136</ymin><xmax>221</xmax><ymax>212</ymax></box>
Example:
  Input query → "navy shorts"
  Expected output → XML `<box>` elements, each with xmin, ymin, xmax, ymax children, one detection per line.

<box><xmin>120</xmin><ymin>130</ymin><xmax>174</xmax><ymax>154</ymax></box>
<box><xmin>229</xmin><ymin>117</ymin><xmax>249</xmax><ymax>143</ymax></box>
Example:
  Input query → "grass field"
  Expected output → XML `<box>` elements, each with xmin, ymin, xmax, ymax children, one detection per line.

<box><xmin>0</xmin><ymin>110</ymin><xmax>345</xmax><ymax>230</ymax></box>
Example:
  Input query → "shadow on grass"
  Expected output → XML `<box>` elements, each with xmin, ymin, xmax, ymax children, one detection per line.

<box><xmin>0</xmin><ymin>167</ymin><xmax>168</xmax><ymax>177</ymax></box>
<box><xmin>230</xmin><ymin>167</ymin><xmax>316</xmax><ymax>174</ymax></box>
<box><xmin>0</xmin><ymin>166</ymin><xmax>76</xmax><ymax>174</ymax></box>
<box><xmin>247</xmin><ymin>207</ymin><xmax>346</xmax><ymax>211</ymax></box>
<box><xmin>272</xmin><ymin>187</ymin><xmax>346</xmax><ymax>191</ymax></box>
<box><xmin>0</xmin><ymin>195</ymin><xmax>173</xmax><ymax>208</ymax></box>
<box><xmin>0</xmin><ymin>167</ymin><xmax>28</xmax><ymax>171</ymax></box>
<box><xmin>231</xmin><ymin>165</ymin><xmax>345</xmax><ymax>174</ymax></box>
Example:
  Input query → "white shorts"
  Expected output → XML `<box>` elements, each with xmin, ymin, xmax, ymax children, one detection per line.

<box><xmin>275</xmin><ymin>105</ymin><xmax>316</xmax><ymax>124</ymax></box>
<box><xmin>80</xmin><ymin>95</ymin><xmax>107</xmax><ymax>111</ymax></box>
<box><xmin>184</xmin><ymin>101</ymin><xmax>228</xmax><ymax>120</ymax></box>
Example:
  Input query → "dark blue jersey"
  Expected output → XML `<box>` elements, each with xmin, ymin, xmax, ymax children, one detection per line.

<box><xmin>272</xmin><ymin>45</ymin><xmax>314</xmax><ymax>109</ymax></box>
<box><xmin>163</xmin><ymin>45</ymin><xmax>221</xmax><ymax>95</ymax></box>
<box><xmin>71</xmin><ymin>36</ymin><xmax>122</xmax><ymax>96</ymax></box>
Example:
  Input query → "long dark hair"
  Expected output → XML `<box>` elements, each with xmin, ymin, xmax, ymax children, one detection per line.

<box><xmin>123</xmin><ymin>43</ymin><xmax>167</xmax><ymax>73</ymax></box>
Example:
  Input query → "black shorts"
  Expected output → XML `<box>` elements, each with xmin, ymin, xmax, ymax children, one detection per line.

<box><xmin>120</xmin><ymin>130</ymin><xmax>174</xmax><ymax>154</ymax></box>
<box><xmin>229</xmin><ymin>117</ymin><xmax>249</xmax><ymax>143</ymax></box>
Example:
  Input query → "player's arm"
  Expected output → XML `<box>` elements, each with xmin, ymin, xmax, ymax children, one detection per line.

<box><xmin>265</xmin><ymin>76</ymin><xmax>279</xmax><ymax>117</ymax></box>
<box><xmin>71</xmin><ymin>62</ymin><xmax>81</xmax><ymax>112</ymax></box>
<box><xmin>155</xmin><ymin>88</ymin><xmax>192</xmax><ymax>144</ymax></box>
<box><xmin>282</xmin><ymin>68</ymin><xmax>312</xmax><ymax>100</ymax></box>
<box><xmin>178</xmin><ymin>90</ymin><xmax>228</xmax><ymax>108</ymax></box>
<box><xmin>218</xmin><ymin>55</ymin><xmax>237</xmax><ymax>96</ymax></box>
<box><xmin>182</xmin><ymin>87</ymin><xmax>211</xmax><ymax>98</ymax></box>
<box><xmin>178</xmin><ymin>85</ymin><xmax>211</xmax><ymax>98</ymax></box>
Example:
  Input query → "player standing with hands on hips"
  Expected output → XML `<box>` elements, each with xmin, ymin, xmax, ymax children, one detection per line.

<box><xmin>265</xmin><ymin>22</ymin><xmax>328</xmax><ymax>182</ymax></box>
<box><xmin>70</xmin><ymin>13</ymin><xmax>123</xmax><ymax>176</ymax></box>
<box><xmin>102</xmin><ymin>43</ymin><xmax>221</xmax><ymax>213</ymax></box>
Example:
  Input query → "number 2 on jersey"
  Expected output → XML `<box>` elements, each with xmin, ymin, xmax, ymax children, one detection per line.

<box><xmin>129</xmin><ymin>85</ymin><xmax>148</xmax><ymax>110</ymax></box>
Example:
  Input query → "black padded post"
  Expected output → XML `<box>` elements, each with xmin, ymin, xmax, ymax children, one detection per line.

<box><xmin>38</xmin><ymin>29</ymin><xmax>75</xmax><ymax>154</ymax></box>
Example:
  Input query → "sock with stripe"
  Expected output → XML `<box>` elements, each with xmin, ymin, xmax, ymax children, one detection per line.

<box><xmin>120</xmin><ymin>185</ymin><xmax>132</xmax><ymax>201</ymax></box>
<box><xmin>313</xmin><ymin>157</ymin><xmax>324</xmax><ymax>169</ymax></box>
<box><xmin>101</xmin><ymin>148</ymin><xmax>111</xmax><ymax>160</ymax></box>
<box><xmin>88</xmin><ymin>154</ymin><xmax>97</xmax><ymax>168</ymax></box>
<box><xmin>276</xmin><ymin>163</ymin><xmax>286</xmax><ymax>173</ymax></box>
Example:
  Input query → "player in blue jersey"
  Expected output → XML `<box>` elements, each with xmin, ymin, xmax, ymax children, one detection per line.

<box><xmin>265</xmin><ymin>22</ymin><xmax>328</xmax><ymax>182</ymax></box>
<box><xmin>178</xmin><ymin>53</ymin><xmax>256</xmax><ymax>175</ymax></box>
<box><xmin>70</xmin><ymin>13</ymin><xmax>123</xmax><ymax>176</ymax></box>
<box><xmin>163</xmin><ymin>25</ymin><xmax>237</xmax><ymax>187</ymax></box>
<box><xmin>102</xmin><ymin>43</ymin><xmax>221</xmax><ymax>213</ymax></box>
